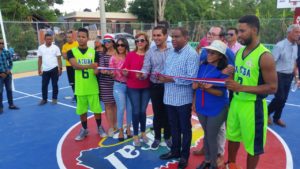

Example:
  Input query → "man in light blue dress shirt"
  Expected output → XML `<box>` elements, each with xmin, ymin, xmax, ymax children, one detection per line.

<box><xmin>268</xmin><ymin>24</ymin><xmax>300</xmax><ymax>127</ymax></box>
<box><xmin>158</xmin><ymin>27</ymin><xmax>199</xmax><ymax>169</ymax></box>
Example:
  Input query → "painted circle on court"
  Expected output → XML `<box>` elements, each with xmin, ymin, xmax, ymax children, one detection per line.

<box><xmin>57</xmin><ymin>106</ymin><xmax>292</xmax><ymax>169</ymax></box>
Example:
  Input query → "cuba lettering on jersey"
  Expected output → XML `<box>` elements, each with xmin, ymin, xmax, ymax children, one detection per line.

<box><xmin>233</xmin><ymin>44</ymin><xmax>270</xmax><ymax>101</ymax></box>
<box><xmin>72</xmin><ymin>47</ymin><xmax>99</xmax><ymax>96</ymax></box>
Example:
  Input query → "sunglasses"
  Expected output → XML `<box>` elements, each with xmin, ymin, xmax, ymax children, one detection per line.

<box><xmin>0</xmin><ymin>43</ymin><xmax>4</xmax><ymax>45</ymax></box>
<box><xmin>103</xmin><ymin>39</ymin><xmax>112</xmax><ymax>44</ymax></box>
<box><xmin>135</xmin><ymin>39</ymin><xmax>146</xmax><ymax>43</ymax></box>
<box><xmin>116</xmin><ymin>44</ymin><xmax>126</xmax><ymax>47</ymax></box>
<box><xmin>227</xmin><ymin>33</ymin><xmax>234</xmax><ymax>37</ymax></box>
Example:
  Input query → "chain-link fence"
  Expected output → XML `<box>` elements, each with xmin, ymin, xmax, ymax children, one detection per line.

<box><xmin>0</xmin><ymin>18</ymin><xmax>294</xmax><ymax>60</ymax></box>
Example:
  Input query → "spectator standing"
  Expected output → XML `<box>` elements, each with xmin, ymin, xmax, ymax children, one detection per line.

<box><xmin>62</xmin><ymin>31</ymin><xmax>79</xmax><ymax>102</ymax></box>
<box><xmin>268</xmin><ymin>24</ymin><xmax>300</xmax><ymax>127</ymax></box>
<box><xmin>226</xmin><ymin>27</ymin><xmax>243</xmax><ymax>54</ymax></box>
<box><xmin>139</xmin><ymin>26</ymin><xmax>173</xmax><ymax>150</ymax></box>
<box><xmin>193</xmin><ymin>40</ymin><xmax>229</xmax><ymax>169</ymax></box>
<box><xmin>225</xmin><ymin>15</ymin><xmax>277</xmax><ymax>169</ymax></box>
<box><xmin>98</xmin><ymin>34</ymin><xmax>117</xmax><ymax>137</ymax></box>
<box><xmin>109</xmin><ymin>38</ymin><xmax>132</xmax><ymax>141</ymax></box>
<box><xmin>68</xmin><ymin>28</ymin><xmax>107</xmax><ymax>141</ymax></box>
<box><xmin>158</xmin><ymin>27</ymin><xmax>199</xmax><ymax>169</ymax></box>
<box><xmin>122</xmin><ymin>32</ymin><xmax>150</xmax><ymax>147</ymax></box>
<box><xmin>37</xmin><ymin>33</ymin><xmax>62</xmax><ymax>105</ymax></box>
<box><xmin>0</xmin><ymin>38</ymin><xmax>19</xmax><ymax>113</ymax></box>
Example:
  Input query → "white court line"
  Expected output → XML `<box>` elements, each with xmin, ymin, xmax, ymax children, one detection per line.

<box><xmin>3</xmin><ymin>86</ymin><xmax>71</xmax><ymax>103</ymax></box>
<box><xmin>14</xmin><ymin>89</ymin><xmax>77</xmax><ymax>109</ymax></box>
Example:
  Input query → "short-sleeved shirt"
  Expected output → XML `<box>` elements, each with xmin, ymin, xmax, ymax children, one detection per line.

<box><xmin>163</xmin><ymin>44</ymin><xmax>199</xmax><ymax>106</ymax></box>
<box><xmin>38</xmin><ymin>44</ymin><xmax>61</xmax><ymax>71</ymax></box>
<box><xmin>195</xmin><ymin>63</ymin><xmax>229</xmax><ymax>116</ymax></box>
<box><xmin>272</xmin><ymin>38</ymin><xmax>298</xmax><ymax>74</ymax></box>
<box><xmin>62</xmin><ymin>41</ymin><xmax>79</xmax><ymax>66</ymax></box>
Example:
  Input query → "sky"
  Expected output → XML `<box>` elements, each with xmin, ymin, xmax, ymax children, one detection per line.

<box><xmin>53</xmin><ymin>0</ymin><xmax>100</xmax><ymax>13</ymax></box>
<box><xmin>53</xmin><ymin>0</ymin><xmax>133</xmax><ymax>14</ymax></box>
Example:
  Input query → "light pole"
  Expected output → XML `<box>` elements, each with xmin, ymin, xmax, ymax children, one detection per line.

<box><xmin>99</xmin><ymin>0</ymin><xmax>107</xmax><ymax>38</ymax></box>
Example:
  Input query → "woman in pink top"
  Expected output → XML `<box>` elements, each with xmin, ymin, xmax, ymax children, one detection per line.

<box><xmin>122</xmin><ymin>32</ymin><xmax>150</xmax><ymax>146</ymax></box>
<box><xmin>109</xmin><ymin>38</ymin><xmax>132</xmax><ymax>142</ymax></box>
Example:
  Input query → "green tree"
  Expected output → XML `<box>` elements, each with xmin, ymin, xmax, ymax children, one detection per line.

<box><xmin>0</xmin><ymin>0</ymin><xmax>63</xmax><ymax>21</ymax></box>
<box><xmin>0</xmin><ymin>0</ymin><xmax>63</xmax><ymax>59</ymax></box>
<box><xmin>105</xmin><ymin>0</ymin><xmax>126</xmax><ymax>12</ymax></box>
<box><xmin>128</xmin><ymin>0</ymin><xmax>154</xmax><ymax>22</ymax></box>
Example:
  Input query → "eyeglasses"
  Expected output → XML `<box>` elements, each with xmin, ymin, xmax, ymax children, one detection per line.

<box><xmin>226</xmin><ymin>33</ymin><xmax>234</xmax><ymax>37</ymax></box>
<box><xmin>0</xmin><ymin>43</ymin><xmax>4</xmax><ymax>45</ymax></box>
<box><xmin>103</xmin><ymin>39</ymin><xmax>112</xmax><ymax>44</ymax></box>
<box><xmin>135</xmin><ymin>39</ymin><xmax>146</xmax><ymax>43</ymax></box>
<box><xmin>207</xmin><ymin>32</ymin><xmax>220</xmax><ymax>37</ymax></box>
<box><xmin>116</xmin><ymin>44</ymin><xmax>126</xmax><ymax>47</ymax></box>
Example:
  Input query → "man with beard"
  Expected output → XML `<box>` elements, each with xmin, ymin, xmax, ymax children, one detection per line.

<box><xmin>225</xmin><ymin>15</ymin><xmax>277</xmax><ymax>169</ymax></box>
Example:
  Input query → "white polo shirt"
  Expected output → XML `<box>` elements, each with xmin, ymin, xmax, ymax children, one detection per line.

<box><xmin>37</xmin><ymin>44</ymin><xmax>61</xmax><ymax>71</ymax></box>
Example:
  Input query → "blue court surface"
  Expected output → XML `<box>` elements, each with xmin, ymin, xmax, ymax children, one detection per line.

<box><xmin>0</xmin><ymin>72</ymin><xmax>299</xmax><ymax>169</ymax></box>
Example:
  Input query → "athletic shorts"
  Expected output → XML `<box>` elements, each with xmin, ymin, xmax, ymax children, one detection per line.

<box><xmin>226</xmin><ymin>98</ymin><xmax>267</xmax><ymax>156</ymax></box>
<box><xmin>76</xmin><ymin>94</ymin><xmax>102</xmax><ymax>115</ymax></box>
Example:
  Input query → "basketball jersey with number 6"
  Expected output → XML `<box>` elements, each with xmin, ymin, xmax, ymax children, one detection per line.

<box><xmin>72</xmin><ymin>47</ymin><xmax>99</xmax><ymax>96</ymax></box>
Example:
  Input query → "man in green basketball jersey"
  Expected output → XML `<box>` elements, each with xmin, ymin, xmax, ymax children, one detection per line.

<box><xmin>225</xmin><ymin>15</ymin><xmax>277</xmax><ymax>169</ymax></box>
<box><xmin>67</xmin><ymin>28</ymin><xmax>107</xmax><ymax>141</ymax></box>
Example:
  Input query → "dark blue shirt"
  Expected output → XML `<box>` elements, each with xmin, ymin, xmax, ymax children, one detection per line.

<box><xmin>0</xmin><ymin>49</ymin><xmax>13</xmax><ymax>72</ymax></box>
<box><xmin>195</xmin><ymin>64</ymin><xmax>229</xmax><ymax>116</ymax></box>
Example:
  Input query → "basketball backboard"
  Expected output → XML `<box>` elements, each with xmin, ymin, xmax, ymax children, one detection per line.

<box><xmin>277</xmin><ymin>0</ymin><xmax>300</xmax><ymax>9</ymax></box>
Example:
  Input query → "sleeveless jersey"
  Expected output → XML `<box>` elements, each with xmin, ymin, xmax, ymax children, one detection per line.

<box><xmin>72</xmin><ymin>47</ymin><xmax>99</xmax><ymax>96</ymax></box>
<box><xmin>233</xmin><ymin>44</ymin><xmax>270</xmax><ymax>101</ymax></box>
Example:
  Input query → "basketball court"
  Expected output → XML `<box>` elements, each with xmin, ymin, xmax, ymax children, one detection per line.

<box><xmin>0</xmin><ymin>71</ymin><xmax>298</xmax><ymax>169</ymax></box>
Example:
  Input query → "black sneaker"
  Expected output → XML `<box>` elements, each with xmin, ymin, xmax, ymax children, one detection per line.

<box><xmin>151</xmin><ymin>140</ymin><xmax>160</xmax><ymax>150</ymax></box>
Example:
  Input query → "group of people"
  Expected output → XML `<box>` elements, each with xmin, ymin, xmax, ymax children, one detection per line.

<box><xmin>1</xmin><ymin>14</ymin><xmax>299</xmax><ymax>169</ymax></box>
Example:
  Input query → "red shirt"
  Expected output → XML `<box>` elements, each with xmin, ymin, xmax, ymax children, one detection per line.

<box><xmin>122</xmin><ymin>51</ymin><xmax>150</xmax><ymax>89</ymax></box>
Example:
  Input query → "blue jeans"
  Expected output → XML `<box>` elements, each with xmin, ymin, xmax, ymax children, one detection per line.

<box><xmin>0</xmin><ymin>74</ymin><xmax>14</xmax><ymax>108</ymax></box>
<box><xmin>113</xmin><ymin>82</ymin><xmax>132</xmax><ymax>129</ymax></box>
<box><xmin>166</xmin><ymin>103</ymin><xmax>192</xmax><ymax>160</ymax></box>
<box><xmin>127</xmin><ymin>87</ymin><xmax>150</xmax><ymax>136</ymax></box>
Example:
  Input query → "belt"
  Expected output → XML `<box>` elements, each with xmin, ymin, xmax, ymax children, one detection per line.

<box><xmin>115</xmin><ymin>80</ymin><xmax>126</xmax><ymax>84</ymax></box>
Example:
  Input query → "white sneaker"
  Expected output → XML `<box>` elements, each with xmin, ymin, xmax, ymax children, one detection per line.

<box><xmin>108</xmin><ymin>128</ymin><xmax>114</xmax><ymax>137</ymax></box>
<box><xmin>98</xmin><ymin>126</ymin><xmax>107</xmax><ymax>138</ymax></box>
<box><xmin>75</xmin><ymin>128</ymin><xmax>88</xmax><ymax>141</ymax></box>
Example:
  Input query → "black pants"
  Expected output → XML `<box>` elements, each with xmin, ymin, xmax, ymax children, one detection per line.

<box><xmin>42</xmin><ymin>67</ymin><xmax>59</xmax><ymax>100</ymax></box>
<box><xmin>166</xmin><ymin>103</ymin><xmax>192</xmax><ymax>160</ymax></box>
<box><xmin>268</xmin><ymin>72</ymin><xmax>293</xmax><ymax>121</ymax></box>
<box><xmin>66</xmin><ymin>66</ymin><xmax>75</xmax><ymax>93</ymax></box>
<box><xmin>150</xmin><ymin>83</ymin><xmax>171</xmax><ymax>140</ymax></box>
<box><xmin>0</xmin><ymin>74</ymin><xmax>14</xmax><ymax>108</ymax></box>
